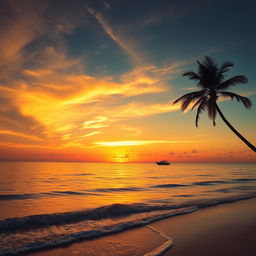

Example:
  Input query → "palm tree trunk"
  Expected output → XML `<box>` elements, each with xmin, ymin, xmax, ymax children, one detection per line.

<box><xmin>216</xmin><ymin>104</ymin><xmax>256</xmax><ymax>152</ymax></box>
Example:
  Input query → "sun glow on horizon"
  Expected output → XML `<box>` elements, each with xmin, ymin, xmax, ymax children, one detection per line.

<box><xmin>113</xmin><ymin>154</ymin><xmax>129</xmax><ymax>162</ymax></box>
<box><xmin>94</xmin><ymin>140</ymin><xmax>199</xmax><ymax>147</ymax></box>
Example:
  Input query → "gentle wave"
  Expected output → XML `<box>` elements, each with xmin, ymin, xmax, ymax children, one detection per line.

<box><xmin>90</xmin><ymin>187</ymin><xmax>143</xmax><ymax>192</ymax></box>
<box><xmin>0</xmin><ymin>193</ymin><xmax>256</xmax><ymax>255</ymax></box>
<box><xmin>0</xmin><ymin>193</ymin><xmax>256</xmax><ymax>256</ymax></box>
<box><xmin>0</xmin><ymin>191</ymin><xmax>100</xmax><ymax>201</ymax></box>
<box><xmin>192</xmin><ymin>180</ymin><xmax>229</xmax><ymax>185</ymax></box>
<box><xmin>1</xmin><ymin>176</ymin><xmax>256</xmax><ymax>202</ymax></box>
<box><xmin>66</xmin><ymin>173</ymin><xmax>94</xmax><ymax>176</ymax></box>
<box><xmin>151</xmin><ymin>184</ymin><xmax>188</xmax><ymax>188</ymax></box>
<box><xmin>51</xmin><ymin>190</ymin><xmax>98</xmax><ymax>195</ymax></box>
<box><xmin>210</xmin><ymin>185</ymin><xmax>256</xmax><ymax>193</ymax></box>
<box><xmin>0</xmin><ymin>193</ymin><xmax>41</xmax><ymax>201</ymax></box>
<box><xmin>155</xmin><ymin>178</ymin><xmax>256</xmax><ymax>188</ymax></box>
<box><xmin>1</xmin><ymin>193</ymin><xmax>255</xmax><ymax>233</ymax></box>
<box><xmin>0</xmin><ymin>202</ymin><xmax>191</xmax><ymax>232</ymax></box>
<box><xmin>0</xmin><ymin>187</ymin><xmax>143</xmax><ymax>201</ymax></box>
<box><xmin>0</xmin><ymin>207</ymin><xmax>194</xmax><ymax>256</ymax></box>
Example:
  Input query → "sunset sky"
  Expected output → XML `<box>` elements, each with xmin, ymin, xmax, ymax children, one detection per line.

<box><xmin>0</xmin><ymin>0</ymin><xmax>255</xmax><ymax>163</ymax></box>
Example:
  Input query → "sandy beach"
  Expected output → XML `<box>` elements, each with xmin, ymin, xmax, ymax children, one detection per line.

<box><xmin>27</xmin><ymin>198</ymin><xmax>256</xmax><ymax>256</ymax></box>
<box><xmin>158</xmin><ymin>198</ymin><xmax>256</xmax><ymax>256</ymax></box>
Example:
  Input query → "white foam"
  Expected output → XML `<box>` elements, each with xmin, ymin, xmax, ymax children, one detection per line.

<box><xmin>144</xmin><ymin>240</ymin><xmax>173</xmax><ymax>256</ymax></box>
<box><xmin>144</xmin><ymin>225</ymin><xmax>173</xmax><ymax>256</ymax></box>
<box><xmin>0</xmin><ymin>207</ymin><xmax>195</xmax><ymax>256</ymax></box>
<box><xmin>1</xmin><ymin>193</ymin><xmax>256</xmax><ymax>255</ymax></box>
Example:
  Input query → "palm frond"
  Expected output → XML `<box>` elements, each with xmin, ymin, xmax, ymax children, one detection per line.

<box><xmin>217</xmin><ymin>61</ymin><xmax>234</xmax><ymax>82</ymax></box>
<box><xmin>191</xmin><ymin>98</ymin><xmax>204</xmax><ymax>110</ymax></box>
<box><xmin>220</xmin><ymin>91</ymin><xmax>252</xmax><ymax>109</ymax></box>
<box><xmin>219</xmin><ymin>61</ymin><xmax>234</xmax><ymax>73</ymax></box>
<box><xmin>183</xmin><ymin>71</ymin><xmax>200</xmax><ymax>81</ymax></box>
<box><xmin>203</xmin><ymin>56</ymin><xmax>216</xmax><ymax>67</ymax></box>
<box><xmin>173</xmin><ymin>90</ymin><xmax>206</xmax><ymax>112</ymax></box>
<box><xmin>180</xmin><ymin>97</ymin><xmax>194</xmax><ymax>111</ymax></box>
<box><xmin>196</xmin><ymin>56</ymin><xmax>220</xmax><ymax>89</ymax></box>
<box><xmin>207</xmin><ymin>96</ymin><xmax>217</xmax><ymax>126</ymax></box>
<box><xmin>195</xmin><ymin>99</ymin><xmax>207</xmax><ymax>127</ymax></box>
<box><xmin>173</xmin><ymin>90</ymin><xmax>204</xmax><ymax>105</ymax></box>
<box><xmin>217</xmin><ymin>76</ymin><xmax>248</xmax><ymax>90</ymax></box>
<box><xmin>179</xmin><ymin>56</ymin><xmax>253</xmax><ymax>129</ymax></box>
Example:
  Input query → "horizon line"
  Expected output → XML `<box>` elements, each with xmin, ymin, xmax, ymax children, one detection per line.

<box><xmin>0</xmin><ymin>160</ymin><xmax>255</xmax><ymax>164</ymax></box>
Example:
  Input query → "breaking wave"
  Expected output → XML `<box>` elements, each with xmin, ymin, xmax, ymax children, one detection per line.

<box><xmin>0</xmin><ymin>193</ymin><xmax>256</xmax><ymax>255</ymax></box>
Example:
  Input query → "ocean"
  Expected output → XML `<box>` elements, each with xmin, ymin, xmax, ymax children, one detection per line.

<box><xmin>0</xmin><ymin>162</ymin><xmax>256</xmax><ymax>255</ymax></box>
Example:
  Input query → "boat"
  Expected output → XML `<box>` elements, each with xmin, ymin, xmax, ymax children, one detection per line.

<box><xmin>156</xmin><ymin>160</ymin><xmax>170</xmax><ymax>165</ymax></box>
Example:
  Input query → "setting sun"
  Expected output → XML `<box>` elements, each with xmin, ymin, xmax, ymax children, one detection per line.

<box><xmin>113</xmin><ymin>154</ymin><xmax>129</xmax><ymax>162</ymax></box>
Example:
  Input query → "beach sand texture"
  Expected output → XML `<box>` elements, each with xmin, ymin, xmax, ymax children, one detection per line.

<box><xmin>29</xmin><ymin>198</ymin><xmax>256</xmax><ymax>256</ymax></box>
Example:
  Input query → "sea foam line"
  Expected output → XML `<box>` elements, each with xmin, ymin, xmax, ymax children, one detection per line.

<box><xmin>0</xmin><ymin>207</ymin><xmax>195</xmax><ymax>256</ymax></box>
<box><xmin>1</xmin><ymin>193</ymin><xmax>256</xmax><ymax>233</ymax></box>
<box><xmin>144</xmin><ymin>225</ymin><xmax>173</xmax><ymax>256</ymax></box>
<box><xmin>1</xmin><ymin>194</ymin><xmax>256</xmax><ymax>256</ymax></box>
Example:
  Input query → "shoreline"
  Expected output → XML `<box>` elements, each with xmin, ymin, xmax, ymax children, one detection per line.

<box><xmin>158</xmin><ymin>198</ymin><xmax>256</xmax><ymax>256</ymax></box>
<box><xmin>26</xmin><ymin>198</ymin><xmax>256</xmax><ymax>256</ymax></box>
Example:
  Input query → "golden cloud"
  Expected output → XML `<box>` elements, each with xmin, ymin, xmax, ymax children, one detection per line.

<box><xmin>0</xmin><ymin>1</ymin><xmax>185</xmax><ymax>154</ymax></box>
<box><xmin>95</xmin><ymin>140</ymin><xmax>198</xmax><ymax>147</ymax></box>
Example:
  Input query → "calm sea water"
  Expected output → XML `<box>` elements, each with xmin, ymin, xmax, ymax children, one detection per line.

<box><xmin>0</xmin><ymin>162</ymin><xmax>256</xmax><ymax>255</ymax></box>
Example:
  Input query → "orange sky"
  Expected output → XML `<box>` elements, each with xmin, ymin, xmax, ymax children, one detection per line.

<box><xmin>0</xmin><ymin>0</ymin><xmax>255</xmax><ymax>163</ymax></box>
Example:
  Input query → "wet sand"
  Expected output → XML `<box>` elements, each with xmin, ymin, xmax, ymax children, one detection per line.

<box><xmin>29</xmin><ymin>198</ymin><xmax>256</xmax><ymax>256</ymax></box>
<box><xmin>156</xmin><ymin>198</ymin><xmax>256</xmax><ymax>256</ymax></box>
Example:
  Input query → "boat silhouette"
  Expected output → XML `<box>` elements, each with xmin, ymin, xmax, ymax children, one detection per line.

<box><xmin>156</xmin><ymin>160</ymin><xmax>170</xmax><ymax>165</ymax></box>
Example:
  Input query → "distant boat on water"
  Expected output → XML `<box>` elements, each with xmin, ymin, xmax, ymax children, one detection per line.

<box><xmin>156</xmin><ymin>160</ymin><xmax>170</xmax><ymax>165</ymax></box>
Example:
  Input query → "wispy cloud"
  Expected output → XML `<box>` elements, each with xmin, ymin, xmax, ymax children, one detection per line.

<box><xmin>81</xmin><ymin>131</ymin><xmax>101</xmax><ymax>137</ymax></box>
<box><xmin>95</xmin><ymin>140</ymin><xmax>198</xmax><ymax>147</ymax></box>
<box><xmin>0</xmin><ymin>1</ymin><xmax>46</xmax><ymax>80</ymax></box>
<box><xmin>83</xmin><ymin>116</ymin><xmax>109</xmax><ymax>129</ymax></box>
<box><xmin>0</xmin><ymin>130</ymin><xmax>43</xmax><ymax>142</ymax></box>
<box><xmin>120</xmin><ymin>126</ymin><xmax>142</xmax><ymax>136</ymax></box>
<box><xmin>0</xmin><ymin>1</ymin><xmax>201</xmax><ymax>158</ymax></box>
<box><xmin>240</xmin><ymin>90</ymin><xmax>256</xmax><ymax>97</ymax></box>
<box><xmin>88</xmin><ymin>8</ymin><xmax>144</xmax><ymax>64</ymax></box>
<box><xmin>0</xmin><ymin>41</ymin><xmax>180</xmax><ymax>150</ymax></box>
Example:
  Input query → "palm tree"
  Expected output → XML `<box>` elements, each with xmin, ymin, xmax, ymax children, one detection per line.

<box><xmin>173</xmin><ymin>56</ymin><xmax>256</xmax><ymax>152</ymax></box>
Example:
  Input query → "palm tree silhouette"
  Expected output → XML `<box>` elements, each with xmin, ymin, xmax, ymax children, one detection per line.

<box><xmin>173</xmin><ymin>56</ymin><xmax>256</xmax><ymax>152</ymax></box>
